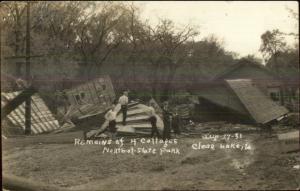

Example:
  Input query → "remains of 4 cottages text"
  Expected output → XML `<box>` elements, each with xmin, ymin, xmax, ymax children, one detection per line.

<box><xmin>74</xmin><ymin>133</ymin><xmax>252</xmax><ymax>155</ymax></box>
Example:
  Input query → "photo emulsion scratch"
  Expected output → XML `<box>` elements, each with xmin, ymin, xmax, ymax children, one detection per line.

<box><xmin>1</xmin><ymin>1</ymin><xmax>299</xmax><ymax>190</ymax></box>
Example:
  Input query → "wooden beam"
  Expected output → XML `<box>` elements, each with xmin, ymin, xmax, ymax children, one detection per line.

<box><xmin>1</xmin><ymin>86</ymin><xmax>37</xmax><ymax>120</ymax></box>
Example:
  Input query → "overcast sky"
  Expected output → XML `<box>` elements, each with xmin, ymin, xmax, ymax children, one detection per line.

<box><xmin>136</xmin><ymin>1</ymin><xmax>298</xmax><ymax>59</ymax></box>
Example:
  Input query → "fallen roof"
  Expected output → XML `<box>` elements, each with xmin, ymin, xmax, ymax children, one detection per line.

<box><xmin>225</xmin><ymin>79</ymin><xmax>289</xmax><ymax>124</ymax></box>
<box><xmin>1</xmin><ymin>91</ymin><xmax>60</xmax><ymax>134</ymax></box>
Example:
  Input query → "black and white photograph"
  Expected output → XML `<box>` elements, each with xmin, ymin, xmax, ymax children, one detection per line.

<box><xmin>1</xmin><ymin>1</ymin><xmax>299</xmax><ymax>190</ymax></box>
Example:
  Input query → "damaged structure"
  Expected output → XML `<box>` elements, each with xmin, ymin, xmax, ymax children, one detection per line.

<box><xmin>1</xmin><ymin>91</ymin><xmax>60</xmax><ymax>135</ymax></box>
<box><xmin>197</xmin><ymin>60</ymin><xmax>289</xmax><ymax>124</ymax></box>
<box><xmin>87</xmin><ymin>99</ymin><xmax>164</xmax><ymax>138</ymax></box>
<box><xmin>57</xmin><ymin>75</ymin><xmax>116</xmax><ymax>120</ymax></box>
<box><xmin>58</xmin><ymin>75</ymin><xmax>165</xmax><ymax>137</ymax></box>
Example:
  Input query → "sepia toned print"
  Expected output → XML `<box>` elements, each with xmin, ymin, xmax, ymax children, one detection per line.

<box><xmin>1</xmin><ymin>1</ymin><xmax>299</xmax><ymax>190</ymax></box>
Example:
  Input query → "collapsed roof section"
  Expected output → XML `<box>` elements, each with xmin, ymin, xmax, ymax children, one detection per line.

<box><xmin>225</xmin><ymin>79</ymin><xmax>289</xmax><ymax>124</ymax></box>
<box><xmin>198</xmin><ymin>79</ymin><xmax>289</xmax><ymax>124</ymax></box>
<box><xmin>1</xmin><ymin>91</ymin><xmax>60</xmax><ymax>135</ymax></box>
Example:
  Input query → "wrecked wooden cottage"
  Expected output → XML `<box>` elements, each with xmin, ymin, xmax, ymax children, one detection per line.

<box><xmin>1</xmin><ymin>91</ymin><xmax>60</xmax><ymax>136</ymax></box>
<box><xmin>57</xmin><ymin>75</ymin><xmax>116</xmax><ymax>121</ymax></box>
<box><xmin>55</xmin><ymin>75</ymin><xmax>164</xmax><ymax>137</ymax></box>
<box><xmin>196</xmin><ymin>60</ymin><xmax>289</xmax><ymax>124</ymax></box>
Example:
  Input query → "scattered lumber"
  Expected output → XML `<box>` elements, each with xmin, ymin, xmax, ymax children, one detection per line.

<box><xmin>86</xmin><ymin>100</ymin><xmax>164</xmax><ymax>139</ymax></box>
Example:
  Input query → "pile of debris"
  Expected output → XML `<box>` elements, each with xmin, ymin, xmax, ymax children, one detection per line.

<box><xmin>278</xmin><ymin>113</ymin><xmax>300</xmax><ymax>127</ymax></box>
<box><xmin>86</xmin><ymin>99</ymin><xmax>164</xmax><ymax>139</ymax></box>
<box><xmin>57</xmin><ymin>75</ymin><xmax>116</xmax><ymax>121</ymax></box>
<box><xmin>1</xmin><ymin>91</ymin><xmax>60</xmax><ymax>136</ymax></box>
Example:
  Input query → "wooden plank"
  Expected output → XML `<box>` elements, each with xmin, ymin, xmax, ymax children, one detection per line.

<box><xmin>8</xmin><ymin>93</ymin><xmax>43</xmax><ymax>129</ymax></box>
<box><xmin>87</xmin><ymin>81</ymin><xmax>97</xmax><ymax>104</ymax></box>
<box><xmin>77</xmin><ymin>109</ymin><xmax>106</xmax><ymax>120</ymax></box>
<box><xmin>116</xmin><ymin>115</ymin><xmax>149</xmax><ymax>123</ymax></box>
<box><xmin>91</xmin><ymin>80</ymin><xmax>102</xmax><ymax>104</ymax></box>
<box><xmin>116</xmin><ymin>123</ymin><xmax>152</xmax><ymax>129</ymax></box>
<box><xmin>30</xmin><ymin>94</ymin><xmax>58</xmax><ymax>131</ymax></box>
<box><xmin>127</xmin><ymin>108</ymin><xmax>148</xmax><ymax>115</ymax></box>
<box><xmin>2</xmin><ymin>100</ymin><xmax>24</xmax><ymax>127</ymax></box>
<box><xmin>3</xmin><ymin>92</ymin><xmax>59</xmax><ymax>134</ymax></box>
<box><xmin>1</xmin><ymin>86</ymin><xmax>37</xmax><ymax>120</ymax></box>
<box><xmin>82</xmin><ymin>82</ymin><xmax>92</xmax><ymax>104</ymax></box>
<box><xmin>2</xmin><ymin>98</ymin><xmax>25</xmax><ymax>131</ymax></box>
<box><xmin>4</xmin><ymin>95</ymin><xmax>28</xmax><ymax>128</ymax></box>
<box><xmin>31</xmin><ymin>123</ymin><xmax>42</xmax><ymax>134</ymax></box>
<box><xmin>26</xmin><ymin>95</ymin><xmax>54</xmax><ymax>131</ymax></box>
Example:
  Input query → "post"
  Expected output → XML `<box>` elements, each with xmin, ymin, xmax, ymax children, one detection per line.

<box><xmin>0</xmin><ymin>18</ymin><xmax>2</xmax><ymax>68</ymax></box>
<box><xmin>25</xmin><ymin>2</ymin><xmax>31</xmax><ymax>135</ymax></box>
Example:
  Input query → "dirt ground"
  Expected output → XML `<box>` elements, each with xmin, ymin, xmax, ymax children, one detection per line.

<box><xmin>2</xmin><ymin>130</ymin><xmax>300</xmax><ymax>190</ymax></box>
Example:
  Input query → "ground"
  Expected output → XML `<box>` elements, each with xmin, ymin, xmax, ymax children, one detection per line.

<box><xmin>2</xmin><ymin>129</ymin><xmax>300</xmax><ymax>190</ymax></box>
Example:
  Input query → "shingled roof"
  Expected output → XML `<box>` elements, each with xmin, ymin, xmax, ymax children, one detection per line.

<box><xmin>1</xmin><ymin>91</ymin><xmax>60</xmax><ymax>135</ymax></box>
<box><xmin>225</xmin><ymin>79</ymin><xmax>288</xmax><ymax>124</ymax></box>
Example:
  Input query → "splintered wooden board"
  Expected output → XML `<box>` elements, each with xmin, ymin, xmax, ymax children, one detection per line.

<box><xmin>127</xmin><ymin>104</ymin><xmax>144</xmax><ymax>111</ymax></box>
<box><xmin>128</xmin><ymin>101</ymin><xmax>140</xmax><ymax>107</ymax></box>
<box><xmin>127</xmin><ymin>108</ymin><xmax>148</xmax><ymax>116</ymax></box>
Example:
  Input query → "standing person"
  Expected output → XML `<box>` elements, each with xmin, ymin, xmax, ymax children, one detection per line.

<box><xmin>105</xmin><ymin>104</ymin><xmax>118</xmax><ymax>140</ymax></box>
<box><xmin>118</xmin><ymin>91</ymin><xmax>129</xmax><ymax>125</ymax></box>
<box><xmin>162</xmin><ymin>101</ymin><xmax>172</xmax><ymax>140</ymax></box>
<box><xmin>147</xmin><ymin>102</ymin><xmax>159</xmax><ymax>138</ymax></box>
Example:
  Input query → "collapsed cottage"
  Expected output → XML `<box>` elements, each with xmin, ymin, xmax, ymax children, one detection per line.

<box><xmin>1</xmin><ymin>60</ymin><xmax>294</xmax><ymax>137</ymax></box>
<box><xmin>1</xmin><ymin>75</ymin><xmax>164</xmax><ymax>137</ymax></box>
<box><xmin>196</xmin><ymin>60</ymin><xmax>290</xmax><ymax>124</ymax></box>
<box><xmin>57</xmin><ymin>75</ymin><xmax>116</xmax><ymax>120</ymax></box>
<box><xmin>57</xmin><ymin>76</ymin><xmax>164</xmax><ymax>136</ymax></box>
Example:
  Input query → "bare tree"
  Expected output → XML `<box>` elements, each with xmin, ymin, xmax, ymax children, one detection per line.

<box><xmin>74</xmin><ymin>2</ymin><xmax>129</xmax><ymax>79</ymax></box>
<box><xmin>259</xmin><ymin>29</ymin><xmax>287</xmax><ymax>72</ymax></box>
<box><xmin>146</xmin><ymin>19</ymin><xmax>199</xmax><ymax>100</ymax></box>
